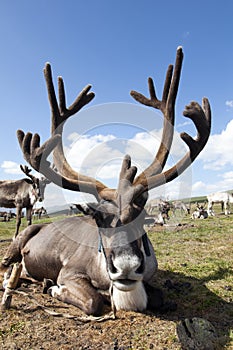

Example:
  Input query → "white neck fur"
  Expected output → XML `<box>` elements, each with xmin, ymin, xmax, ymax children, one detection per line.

<box><xmin>112</xmin><ymin>281</ymin><xmax>147</xmax><ymax>312</ymax></box>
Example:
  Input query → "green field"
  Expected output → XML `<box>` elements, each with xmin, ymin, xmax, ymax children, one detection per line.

<box><xmin>0</xmin><ymin>211</ymin><xmax>232</xmax><ymax>349</ymax></box>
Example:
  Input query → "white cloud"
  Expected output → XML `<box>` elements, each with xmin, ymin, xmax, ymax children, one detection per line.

<box><xmin>192</xmin><ymin>181</ymin><xmax>206</xmax><ymax>192</ymax></box>
<box><xmin>61</xmin><ymin>129</ymin><xmax>192</xmax><ymax>202</ymax></box>
<box><xmin>221</xmin><ymin>171</ymin><xmax>233</xmax><ymax>180</ymax></box>
<box><xmin>64</xmin><ymin>128</ymin><xmax>188</xmax><ymax>188</ymax></box>
<box><xmin>1</xmin><ymin>161</ymin><xmax>22</xmax><ymax>175</ymax></box>
<box><xmin>226</xmin><ymin>100</ymin><xmax>233</xmax><ymax>108</ymax></box>
<box><xmin>192</xmin><ymin>171</ymin><xmax>233</xmax><ymax>197</ymax></box>
<box><xmin>65</xmin><ymin>133</ymin><xmax>124</xmax><ymax>185</ymax></box>
<box><xmin>96</xmin><ymin>161</ymin><xmax>123</xmax><ymax>180</ymax></box>
<box><xmin>176</xmin><ymin>120</ymin><xmax>193</xmax><ymax>129</ymax></box>
<box><xmin>125</xmin><ymin>129</ymin><xmax>187</xmax><ymax>171</ymax></box>
<box><xmin>198</xmin><ymin>119</ymin><xmax>233</xmax><ymax>170</ymax></box>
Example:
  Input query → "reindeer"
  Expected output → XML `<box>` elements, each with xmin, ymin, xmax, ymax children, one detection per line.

<box><xmin>0</xmin><ymin>165</ymin><xmax>49</xmax><ymax>238</ymax></box>
<box><xmin>171</xmin><ymin>201</ymin><xmax>190</xmax><ymax>216</ymax></box>
<box><xmin>1</xmin><ymin>47</ymin><xmax>211</xmax><ymax>316</ymax></box>
<box><xmin>158</xmin><ymin>200</ymin><xmax>171</xmax><ymax>224</ymax></box>
<box><xmin>191</xmin><ymin>202</ymin><xmax>208</xmax><ymax>219</ymax></box>
<box><xmin>32</xmin><ymin>206</ymin><xmax>48</xmax><ymax>220</ymax></box>
<box><xmin>207</xmin><ymin>192</ymin><xmax>233</xmax><ymax>216</ymax></box>
<box><xmin>145</xmin><ymin>200</ymin><xmax>170</xmax><ymax>226</ymax></box>
<box><xmin>0</xmin><ymin>211</ymin><xmax>16</xmax><ymax>222</ymax></box>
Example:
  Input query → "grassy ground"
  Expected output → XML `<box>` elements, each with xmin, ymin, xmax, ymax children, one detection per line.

<box><xmin>0</xmin><ymin>211</ymin><xmax>232</xmax><ymax>349</ymax></box>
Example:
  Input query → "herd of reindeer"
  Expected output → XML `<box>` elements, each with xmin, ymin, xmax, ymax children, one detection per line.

<box><xmin>0</xmin><ymin>165</ymin><xmax>231</xmax><ymax>237</ymax></box>
<box><xmin>0</xmin><ymin>46</ymin><xmax>232</xmax><ymax>317</ymax></box>
<box><xmin>146</xmin><ymin>191</ymin><xmax>233</xmax><ymax>225</ymax></box>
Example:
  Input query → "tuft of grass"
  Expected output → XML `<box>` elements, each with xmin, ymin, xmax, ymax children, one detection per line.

<box><xmin>0</xmin><ymin>320</ymin><xmax>25</xmax><ymax>338</ymax></box>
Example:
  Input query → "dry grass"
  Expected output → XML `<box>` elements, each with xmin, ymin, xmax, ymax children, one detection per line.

<box><xmin>0</xmin><ymin>212</ymin><xmax>232</xmax><ymax>349</ymax></box>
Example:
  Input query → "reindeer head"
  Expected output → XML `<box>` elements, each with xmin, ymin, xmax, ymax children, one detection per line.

<box><xmin>20</xmin><ymin>165</ymin><xmax>50</xmax><ymax>202</ymax></box>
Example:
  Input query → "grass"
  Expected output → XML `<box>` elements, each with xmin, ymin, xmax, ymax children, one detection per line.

<box><xmin>147</xmin><ymin>211</ymin><xmax>233</xmax><ymax>348</ymax></box>
<box><xmin>0</xmin><ymin>210</ymin><xmax>232</xmax><ymax>349</ymax></box>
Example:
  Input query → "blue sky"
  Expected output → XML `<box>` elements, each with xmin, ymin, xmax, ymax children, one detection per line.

<box><xmin>1</xmin><ymin>1</ymin><xmax>233</xmax><ymax>207</ymax></box>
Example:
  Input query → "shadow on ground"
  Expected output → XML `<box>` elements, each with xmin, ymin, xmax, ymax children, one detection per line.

<box><xmin>152</xmin><ymin>268</ymin><xmax>233</xmax><ymax>349</ymax></box>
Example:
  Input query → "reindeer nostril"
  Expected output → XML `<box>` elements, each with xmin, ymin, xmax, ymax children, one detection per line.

<box><xmin>136</xmin><ymin>259</ymin><xmax>145</xmax><ymax>274</ymax></box>
<box><xmin>108</xmin><ymin>254</ymin><xmax>118</xmax><ymax>274</ymax></box>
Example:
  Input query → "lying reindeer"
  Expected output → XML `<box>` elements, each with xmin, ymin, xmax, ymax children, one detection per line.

<box><xmin>1</xmin><ymin>47</ymin><xmax>211</xmax><ymax>315</ymax></box>
<box><xmin>191</xmin><ymin>203</ymin><xmax>208</xmax><ymax>219</ymax></box>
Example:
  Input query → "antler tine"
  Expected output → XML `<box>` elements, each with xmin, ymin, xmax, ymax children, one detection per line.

<box><xmin>134</xmin><ymin>98</ymin><xmax>211</xmax><ymax>192</ymax></box>
<box><xmin>44</xmin><ymin>63</ymin><xmax>95</xmax><ymax>132</ymax></box>
<box><xmin>17</xmin><ymin>63</ymin><xmax>117</xmax><ymax>202</ymax></box>
<box><xmin>17</xmin><ymin>130</ymin><xmax>60</xmax><ymax>172</ymax></box>
<box><xmin>20</xmin><ymin>164</ymin><xmax>37</xmax><ymax>182</ymax></box>
<box><xmin>16</xmin><ymin>129</ymin><xmax>111</xmax><ymax>200</ymax></box>
<box><xmin>44</xmin><ymin>63</ymin><xmax>105</xmax><ymax>186</ymax></box>
<box><xmin>131</xmin><ymin>47</ymin><xmax>183</xmax><ymax>183</ymax></box>
<box><xmin>58</xmin><ymin>77</ymin><xmax>95</xmax><ymax>120</ymax></box>
<box><xmin>117</xmin><ymin>155</ymin><xmax>145</xmax><ymax>224</ymax></box>
<box><xmin>181</xmin><ymin>98</ymin><xmax>211</xmax><ymax>160</ymax></box>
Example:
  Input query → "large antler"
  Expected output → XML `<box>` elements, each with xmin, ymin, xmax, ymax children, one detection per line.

<box><xmin>44</xmin><ymin>63</ymin><xmax>113</xmax><ymax>196</ymax></box>
<box><xmin>133</xmin><ymin>98</ymin><xmax>211</xmax><ymax>191</ymax></box>
<box><xmin>143</xmin><ymin>97</ymin><xmax>211</xmax><ymax>189</ymax></box>
<box><xmin>17</xmin><ymin>63</ymin><xmax>116</xmax><ymax>201</ymax></box>
<box><xmin>17</xmin><ymin>47</ymin><xmax>211</xmax><ymax>204</ymax></box>
<box><xmin>131</xmin><ymin>46</ymin><xmax>183</xmax><ymax>181</ymax></box>
<box><xmin>129</xmin><ymin>46</ymin><xmax>211</xmax><ymax>194</ymax></box>
<box><xmin>44</xmin><ymin>63</ymin><xmax>93</xmax><ymax>179</ymax></box>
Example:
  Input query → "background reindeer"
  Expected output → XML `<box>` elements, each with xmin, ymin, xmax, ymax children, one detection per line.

<box><xmin>191</xmin><ymin>202</ymin><xmax>208</xmax><ymax>219</ymax></box>
<box><xmin>32</xmin><ymin>206</ymin><xmax>48</xmax><ymax>220</ymax></box>
<box><xmin>207</xmin><ymin>192</ymin><xmax>233</xmax><ymax>216</ymax></box>
<box><xmin>0</xmin><ymin>165</ymin><xmax>50</xmax><ymax>237</ymax></box>
<box><xmin>0</xmin><ymin>211</ymin><xmax>16</xmax><ymax>222</ymax></box>
<box><xmin>171</xmin><ymin>200</ymin><xmax>190</xmax><ymax>216</ymax></box>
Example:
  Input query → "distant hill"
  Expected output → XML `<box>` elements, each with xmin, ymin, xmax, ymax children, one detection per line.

<box><xmin>47</xmin><ymin>203</ymin><xmax>83</xmax><ymax>217</ymax></box>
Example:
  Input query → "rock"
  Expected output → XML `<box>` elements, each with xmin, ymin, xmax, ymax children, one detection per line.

<box><xmin>176</xmin><ymin>317</ymin><xmax>219</xmax><ymax>350</ymax></box>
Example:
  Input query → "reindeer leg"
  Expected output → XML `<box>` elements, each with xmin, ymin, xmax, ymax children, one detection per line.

<box><xmin>48</xmin><ymin>274</ymin><xmax>104</xmax><ymax>316</ymax></box>
<box><xmin>1</xmin><ymin>263</ymin><xmax>22</xmax><ymax>310</ymax></box>
<box><xmin>26</xmin><ymin>206</ymin><xmax>32</xmax><ymax>226</ymax></box>
<box><xmin>14</xmin><ymin>205</ymin><xmax>22</xmax><ymax>239</ymax></box>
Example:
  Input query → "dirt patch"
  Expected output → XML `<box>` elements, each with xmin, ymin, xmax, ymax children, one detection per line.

<box><xmin>0</xmin><ymin>282</ymin><xmax>180</xmax><ymax>350</ymax></box>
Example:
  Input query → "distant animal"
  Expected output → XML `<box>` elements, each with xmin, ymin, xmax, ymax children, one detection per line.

<box><xmin>158</xmin><ymin>200</ymin><xmax>171</xmax><ymax>223</ymax></box>
<box><xmin>0</xmin><ymin>165</ymin><xmax>50</xmax><ymax>238</ymax></box>
<box><xmin>0</xmin><ymin>211</ymin><xmax>9</xmax><ymax>222</ymax></box>
<box><xmin>145</xmin><ymin>200</ymin><xmax>170</xmax><ymax>226</ymax></box>
<box><xmin>207</xmin><ymin>192</ymin><xmax>233</xmax><ymax>216</ymax></box>
<box><xmin>68</xmin><ymin>204</ymin><xmax>81</xmax><ymax>216</ymax></box>
<box><xmin>0</xmin><ymin>211</ymin><xmax>16</xmax><ymax>222</ymax></box>
<box><xmin>1</xmin><ymin>48</ymin><xmax>211</xmax><ymax>315</ymax></box>
<box><xmin>32</xmin><ymin>207</ymin><xmax>48</xmax><ymax>220</ymax></box>
<box><xmin>192</xmin><ymin>203</ymin><xmax>208</xmax><ymax>219</ymax></box>
<box><xmin>171</xmin><ymin>201</ymin><xmax>190</xmax><ymax>215</ymax></box>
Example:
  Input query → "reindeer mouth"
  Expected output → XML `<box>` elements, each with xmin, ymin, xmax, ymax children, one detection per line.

<box><xmin>113</xmin><ymin>279</ymin><xmax>138</xmax><ymax>291</ymax></box>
